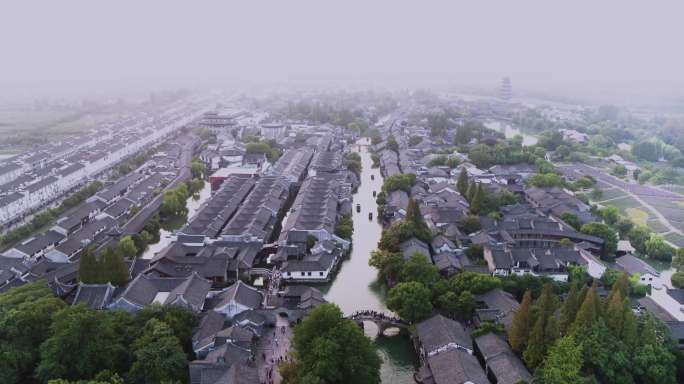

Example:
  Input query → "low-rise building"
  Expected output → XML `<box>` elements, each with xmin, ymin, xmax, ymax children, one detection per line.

<box><xmin>109</xmin><ymin>272</ymin><xmax>211</xmax><ymax>313</ymax></box>
<box><xmin>616</xmin><ymin>254</ymin><xmax>661</xmax><ymax>289</ymax></box>
<box><xmin>473</xmin><ymin>333</ymin><xmax>532</xmax><ymax>384</ymax></box>
<box><xmin>415</xmin><ymin>314</ymin><xmax>488</xmax><ymax>384</ymax></box>
<box><xmin>212</xmin><ymin>280</ymin><xmax>263</xmax><ymax>319</ymax></box>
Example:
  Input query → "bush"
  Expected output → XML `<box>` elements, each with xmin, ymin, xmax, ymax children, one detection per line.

<box><xmin>671</xmin><ymin>271</ymin><xmax>684</xmax><ymax>289</ymax></box>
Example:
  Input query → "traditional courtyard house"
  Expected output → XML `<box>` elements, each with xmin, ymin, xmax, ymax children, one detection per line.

<box><xmin>109</xmin><ymin>272</ymin><xmax>211</xmax><ymax>313</ymax></box>
<box><xmin>473</xmin><ymin>333</ymin><xmax>532</xmax><ymax>384</ymax></box>
<box><xmin>212</xmin><ymin>280</ymin><xmax>263</xmax><ymax>319</ymax></box>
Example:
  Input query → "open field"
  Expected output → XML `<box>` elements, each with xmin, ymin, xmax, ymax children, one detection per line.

<box><xmin>597</xmin><ymin>187</ymin><xmax>628</xmax><ymax>201</ymax></box>
<box><xmin>0</xmin><ymin>110</ymin><xmax>76</xmax><ymax>132</ymax></box>
<box><xmin>625</xmin><ymin>207</ymin><xmax>649</xmax><ymax>227</ymax></box>
<box><xmin>642</xmin><ymin>197</ymin><xmax>684</xmax><ymax>224</ymax></box>
<box><xmin>646</xmin><ymin>218</ymin><xmax>670</xmax><ymax>234</ymax></box>
<box><xmin>604</xmin><ymin>196</ymin><xmax>642</xmax><ymax>211</ymax></box>
<box><xmin>665</xmin><ymin>233</ymin><xmax>684</xmax><ymax>248</ymax></box>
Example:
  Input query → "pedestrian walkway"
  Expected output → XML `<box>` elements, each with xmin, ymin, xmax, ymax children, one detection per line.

<box><xmin>256</xmin><ymin>315</ymin><xmax>292</xmax><ymax>384</ymax></box>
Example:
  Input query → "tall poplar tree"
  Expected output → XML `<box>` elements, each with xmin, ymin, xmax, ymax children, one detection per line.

<box><xmin>559</xmin><ymin>283</ymin><xmax>580</xmax><ymax>334</ymax></box>
<box><xmin>572</xmin><ymin>282</ymin><xmax>600</xmax><ymax>333</ymax></box>
<box><xmin>523</xmin><ymin>315</ymin><xmax>546</xmax><ymax>369</ymax></box>
<box><xmin>457</xmin><ymin>167</ymin><xmax>469</xmax><ymax>196</ymax></box>
<box><xmin>508</xmin><ymin>289</ymin><xmax>532</xmax><ymax>353</ymax></box>
<box><xmin>77</xmin><ymin>246</ymin><xmax>98</xmax><ymax>283</ymax></box>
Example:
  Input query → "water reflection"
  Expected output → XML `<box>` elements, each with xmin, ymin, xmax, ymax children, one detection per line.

<box><xmin>485</xmin><ymin>120</ymin><xmax>538</xmax><ymax>146</ymax></box>
<box><xmin>321</xmin><ymin>140</ymin><xmax>418</xmax><ymax>383</ymax></box>
<box><xmin>141</xmin><ymin>180</ymin><xmax>210</xmax><ymax>259</ymax></box>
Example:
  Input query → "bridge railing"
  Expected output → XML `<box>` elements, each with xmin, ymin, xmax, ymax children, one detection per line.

<box><xmin>348</xmin><ymin>310</ymin><xmax>405</xmax><ymax>324</ymax></box>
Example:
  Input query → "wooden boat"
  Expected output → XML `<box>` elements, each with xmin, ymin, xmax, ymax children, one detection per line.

<box><xmin>356</xmin><ymin>204</ymin><xmax>361</xmax><ymax>213</ymax></box>
<box><xmin>368</xmin><ymin>212</ymin><xmax>373</xmax><ymax>220</ymax></box>
<box><xmin>372</xmin><ymin>190</ymin><xmax>376</xmax><ymax>197</ymax></box>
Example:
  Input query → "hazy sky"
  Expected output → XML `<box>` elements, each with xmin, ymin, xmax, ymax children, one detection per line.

<box><xmin>1</xmin><ymin>1</ymin><xmax>683</xmax><ymax>97</ymax></box>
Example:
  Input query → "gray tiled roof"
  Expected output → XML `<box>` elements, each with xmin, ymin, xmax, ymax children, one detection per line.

<box><xmin>416</xmin><ymin>314</ymin><xmax>471</xmax><ymax>353</ymax></box>
<box><xmin>427</xmin><ymin>347</ymin><xmax>489</xmax><ymax>384</ymax></box>
<box><xmin>215</xmin><ymin>280</ymin><xmax>262</xmax><ymax>310</ymax></box>
<box><xmin>474</xmin><ymin>333</ymin><xmax>531</xmax><ymax>384</ymax></box>
<box><xmin>72</xmin><ymin>282</ymin><xmax>116</xmax><ymax>309</ymax></box>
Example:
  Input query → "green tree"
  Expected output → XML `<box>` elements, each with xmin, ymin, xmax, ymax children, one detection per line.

<box><xmin>600</xmin><ymin>268</ymin><xmax>623</xmax><ymax>290</ymax></box>
<box><xmin>628</xmin><ymin>225</ymin><xmax>651</xmax><ymax>254</ymax></box>
<box><xmin>645</xmin><ymin>233</ymin><xmax>675</xmax><ymax>261</ymax></box>
<box><xmin>612</xmin><ymin>164</ymin><xmax>628</xmax><ymax>177</ymax></box>
<box><xmin>671</xmin><ymin>271</ymin><xmax>684</xmax><ymax>288</ymax></box>
<box><xmin>672</xmin><ymin>248</ymin><xmax>684</xmax><ymax>271</ymax></box>
<box><xmin>508</xmin><ymin>290</ymin><xmax>532</xmax><ymax>353</ymax></box>
<box><xmin>335</xmin><ymin>215</ymin><xmax>354</xmax><ymax>239</ymax></box>
<box><xmin>469</xmin><ymin>184</ymin><xmax>484</xmax><ymax>214</ymax></box>
<box><xmin>78</xmin><ymin>246</ymin><xmax>99</xmax><ymax>283</ymax></box>
<box><xmin>571</xmin><ymin>282</ymin><xmax>600</xmax><ymax>333</ymax></box>
<box><xmin>559</xmin><ymin>283</ymin><xmax>580</xmax><ymax>334</ymax></box>
<box><xmin>387</xmin><ymin>135</ymin><xmax>399</xmax><ymax>153</ymax></box>
<box><xmin>581</xmin><ymin>319</ymin><xmax>633</xmax><ymax>383</ymax></box>
<box><xmin>0</xmin><ymin>283</ymin><xmax>66</xmax><ymax>384</ymax></box>
<box><xmin>117</xmin><ymin>236</ymin><xmax>138</xmax><ymax>258</ymax></box>
<box><xmin>386</xmin><ymin>282</ymin><xmax>433</xmax><ymax>323</ymax></box>
<box><xmin>102</xmin><ymin>247</ymin><xmax>129</xmax><ymax>286</ymax></box>
<box><xmin>447</xmin><ymin>272</ymin><xmax>501</xmax><ymax>294</ymax></box>
<box><xmin>37</xmin><ymin>306</ymin><xmax>129</xmax><ymax>382</ymax></box>
<box><xmin>599</xmin><ymin>205</ymin><xmax>619</xmax><ymax>225</ymax></box>
<box><xmin>615</xmin><ymin>218</ymin><xmax>635</xmax><ymax>238</ymax></box>
<box><xmin>400</xmin><ymin>253</ymin><xmax>440</xmax><ymax>288</ymax></box>
<box><xmin>458</xmin><ymin>215</ymin><xmax>481</xmax><ymax>235</ymax></box>
<box><xmin>128</xmin><ymin>319</ymin><xmax>188</xmax><ymax>384</ymax></box>
<box><xmin>437</xmin><ymin>291</ymin><xmax>476</xmax><ymax>320</ymax></box>
<box><xmin>369</xmin><ymin>250</ymin><xmax>404</xmax><ymax>283</ymax></box>
<box><xmin>381</xmin><ymin>173</ymin><xmax>416</xmax><ymax>193</ymax></box>
<box><xmin>581</xmin><ymin>222</ymin><xmax>618</xmax><ymax>257</ymax></box>
<box><xmin>523</xmin><ymin>315</ymin><xmax>546</xmax><ymax>369</ymax></box>
<box><xmin>633</xmin><ymin>316</ymin><xmax>677</xmax><ymax>384</ymax></box>
<box><xmin>560</xmin><ymin>212</ymin><xmax>581</xmax><ymax>231</ymax></box>
<box><xmin>541</xmin><ymin>336</ymin><xmax>584</xmax><ymax>384</ymax></box>
<box><xmin>190</xmin><ymin>161</ymin><xmax>206</xmax><ymax>179</ymax></box>
<box><xmin>291</xmin><ymin>304</ymin><xmax>381</xmax><ymax>384</ymax></box>
<box><xmin>408</xmin><ymin>136</ymin><xmax>422</xmax><ymax>146</ymax></box>
<box><xmin>527</xmin><ymin>173</ymin><xmax>564</xmax><ymax>188</ymax></box>
<box><xmin>456</xmin><ymin>167</ymin><xmax>470</xmax><ymax>198</ymax></box>
<box><xmin>133</xmin><ymin>305</ymin><xmax>197</xmax><ymax>359</ymax></box>
<box><xmin>590</xmin><ymin>187</ymin><xmax>604</xmax><ymax>201</ymax></box>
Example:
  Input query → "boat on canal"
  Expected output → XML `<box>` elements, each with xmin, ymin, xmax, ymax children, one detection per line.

<box><xmin>356</xmin><ymin>203</ymin><xmax>361</xmax><ymax>213</ymax></box>
<box><xmin>368</xmin><ymin>211</ymin><xmax>373</xmax><ymax>220</ymax></box>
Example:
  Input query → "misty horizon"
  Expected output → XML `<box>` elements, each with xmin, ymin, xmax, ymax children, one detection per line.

<box><xmin>1</xmin><ymin>1</ymin><xmax>683</xmax><ymax>103</ymax></box>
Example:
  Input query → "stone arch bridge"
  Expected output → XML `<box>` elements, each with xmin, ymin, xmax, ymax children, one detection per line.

<box><xmin>348</xmin><ymin>310</ymin><xmax>408</xmax><ymax>335</ymax></box>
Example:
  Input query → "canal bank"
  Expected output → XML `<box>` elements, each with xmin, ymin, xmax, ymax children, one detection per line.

<box><xmin>485</xmin><ymin>120</ymin><xmax>538</xmax><ymax>146</ymax></box>
<box><xmin>140</xmin><ymin>180</ymin><xmax>211</xmax><ymax>259</ymax></box>
<box><xmin>321</xmin><ymin>140</ymin><xmax>418</xmax><ymax>384</ymax></box>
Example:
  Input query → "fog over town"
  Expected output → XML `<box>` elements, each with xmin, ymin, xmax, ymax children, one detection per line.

<box><xmin>0</xmin><ymin>2</ymin><xmax>684</xmax><ymax>384</ymax></box>
<box><xmin>2</xmin><ymin>1</ymin><xmax>684</xmax><ymax>101</ymax></box>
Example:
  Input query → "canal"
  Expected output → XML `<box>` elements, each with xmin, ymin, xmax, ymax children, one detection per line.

<box><xmin>321</xmin><ymin>139</ymin><xmax>418</xmax><ymax>384</ymax></box>
<box><xmin>140</xmin><ymin>180</ymin><xmax>211</xmax><ymax>259</ymax></box>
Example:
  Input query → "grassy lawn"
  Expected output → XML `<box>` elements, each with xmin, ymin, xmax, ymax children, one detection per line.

<box><xmin>598</xmin><ymin>188</ymin><xmax>628</xmax><ymax>201</ymax></box>
<box><xmin>625</xmin><ymin>207</ymin><xmax>649</xmax><ymax>227</ymax></box>
<box><xmin>606</xmin><ymin>196</ymin><xmax>642</xmax><ymax>211</ymax></box>
<box><xmin>646</xmin><ymin>219</ymin><xmax>669</xmax><ymax>234</ymax></box>
<box><xmin>664</xmin><ymin>233</ymin><xmax>684</xmax><ymax>248</ymax></box>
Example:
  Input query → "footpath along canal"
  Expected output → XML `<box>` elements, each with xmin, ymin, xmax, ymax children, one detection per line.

<box><xmin>321</xmin><ymin>139</ymin><xmax>418</xmax><ymax>384</ymax></box>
